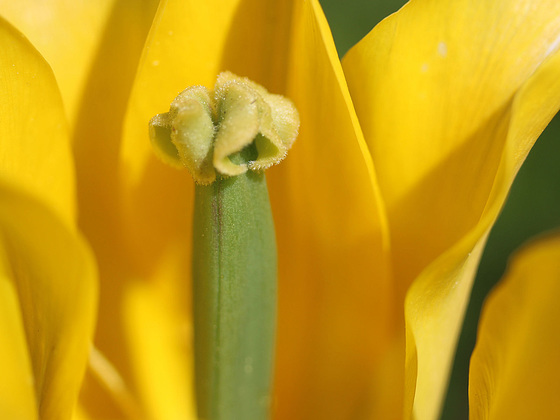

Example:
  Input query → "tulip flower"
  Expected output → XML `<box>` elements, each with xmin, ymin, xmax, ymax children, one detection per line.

<box><xmin>1</xmin><ymin>0</ymin><xmax>560</xmax><ymax>419</ymax></box>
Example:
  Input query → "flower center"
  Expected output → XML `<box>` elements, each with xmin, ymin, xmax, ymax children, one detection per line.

<box><xmin>148</xmin><ymin>72</ymin><xmax>299</xmax><ymax>420</ymax></box>
<box><xmin>149</xmin><ymin>71</ymin><xmax>299</xmax><ymax>184</ymax></box>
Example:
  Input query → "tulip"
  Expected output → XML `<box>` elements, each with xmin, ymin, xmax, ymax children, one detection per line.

<box><xmin>1</xmin><ymin>0</ymin><xmax>559</xmax><ymax>419</ymax></box>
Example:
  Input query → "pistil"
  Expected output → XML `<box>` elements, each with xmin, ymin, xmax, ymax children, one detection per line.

<box><xmin>149</xmin><ymin>72</ymin><xmax>299</xmax><ymax>420</ymax></box>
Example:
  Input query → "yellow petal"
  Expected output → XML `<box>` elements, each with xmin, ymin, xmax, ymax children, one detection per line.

<box><xmin>0</xmin><ymin>275</ymin><xmax>37</xmax><ymax>420</ymax></box>
<box><xmin>0</xmin><ymin>0</ymin><xmax>115</xmax><ymax>122</ymax></box>
<box><xmin>0</xmin><ymin>182</ymin><xmax>97</xmax><ymax>420</ymax></box>
<box><xmin>343</xmin><ymin>1</ymin><xmax>560</xmax><ymax>418</ymax></box>
<box><xmin>73</xmin><ymin>353</ymin><xmax>139</xmax><ymax>420</ymax></box>
<box><xmin>270</xmin><ymin>1</ymin><xmax>392</xmax><ymax>418</ymax></box>
<box><xmin>1</xmin><ymin>16</ymin><xmax>96</xmax><ymax>418</ymax></box>
<box><xmin>120</xmin><ymin>1</ymin><xmax>286</xmax><ymax>415</ymax></box>
<box><xmin>68</xmin><ymin>1</ymin><xmax>159</xmax><ymax>410</ymax></box>
<box><xmin>0</xmin><ymin>17</ymin><xmax>75</xmax><ymax>225</ymax></box>
<box><xmin>123</xmin><ymin>267</ymin><xmax>196</xmax><ymax>420</ymax></box>
<box><xmin>469</xmin><ymin>233</ymin><xmax>560</xmax><ymax>419</ymax></box>
<box><xmin>72</xmin><ymin>404</ymin><xmax>91</xmax><ymax>420</ymax></box>
<box><xmin>124</xmin><ymin>0</ymin><xmax>391</xmax><ymax>418</ymax></box>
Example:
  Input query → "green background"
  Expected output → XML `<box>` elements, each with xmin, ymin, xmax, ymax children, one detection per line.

<box><xmin>317</xmin><ymin>0</ymin><xmax>560</xmax><ymax>418</ymax></box>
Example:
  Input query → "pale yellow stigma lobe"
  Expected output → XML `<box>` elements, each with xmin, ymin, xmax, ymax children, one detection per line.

<box><xmin>149</xmin><ymin>72</ymin><xmax>299</xmax><ymax>184</ymax></box>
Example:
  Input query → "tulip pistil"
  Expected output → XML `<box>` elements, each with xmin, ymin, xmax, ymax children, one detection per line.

<box><xmin>149</xmin><ymin>71</ymin><xmax>299</xmax><ymax>185</ymax></box>
<box><xmin>149</xmin><ymin>72</ymin><xmax>299</xmax><ymax>420</ymax></box>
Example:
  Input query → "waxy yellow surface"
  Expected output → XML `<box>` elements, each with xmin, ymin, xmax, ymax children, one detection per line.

<box><xmin>0</xmin><ymin>17</ymin><xmax>97</xmax><ymax>420</ymax></box>
<box><xmin>470</xmin><ymin>233</ymin><xmax>560</xmax><ymax>419</ymax></box>
<box><xmin>344</xmin><ymin>1</ymin><xmax>560</xmax><ymax>417</ymax></box>
<box><xmin>1</xmin><ymin>0</ymin><xmax>560</xmax><ymax>419</ymax></box>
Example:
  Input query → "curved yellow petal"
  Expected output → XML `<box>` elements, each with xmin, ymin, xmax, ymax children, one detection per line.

<box><xmin>120</xmin><ymin>1</ymin><xmax>258</xmax><ymax>415</ymax></box>
<box><xmin>73</xmin><ymin>355</ymin><xmax>139</xmax><ymax>420</ymax></box>
<box><xmin>469</xmin><ymin>233</ymin><xmax>560</xmax><ymax>419</ymax></box>
<box><xmin>1</xmin><ymin>15</ymin><xmax>97</xmax><ymax>418</ymax></box>
<box><xmin>68</xmin><ymin>1</ymin><xmax>160</xmax><ymax>413</ymax></box>
<box><xmin>123</xmin><ymin>268</ymin><xmax>196</xmax><ymax>420</ymax></box>
<box><xmin>0</xmin><ymin>17</ymin><xmax>75</xmax><ymax>225</ymax></box>
<box><xmin>343</xmin><ymin>1</ymin><xmax>560</xmax><ymax>418</ymax></box>
<box><xmin>0</xmin><ymin>0</ymin><xmax>115</xmax><ymax>122</ymax></box>
<box><xmin>124</xmin><ymin>0</ymin><xmax>391</xmax><ymax>418</ymax></box>
<box><xmin>0</xmin><ymin>182</ymin><xmax>97</xmax><ymax>420</ymax></box>
<box><xmin>0</xmin><ymin>275</ymin><xmax>37</xmax><ymax>420</ymax></box>
<box><xmin>72</xmin><ymin>405</ymin><xmax>91</xmax><ymax>420</ymax></box>
<box><xmin>77</xmin><ymin>251</ymin><xmax>194</xmax><ymax>420</ymax></box>
<box><xmin>271</xmin><ymin>1</ymin><xmax>392</xmax><ymax>418</ymax></box>
<box><xmin>120</xmin><ymin>1</ymin><xmax>293</xmax><ymax>416</ymax></box>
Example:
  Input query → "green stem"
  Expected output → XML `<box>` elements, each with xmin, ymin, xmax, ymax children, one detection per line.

<box><xmin>192</xmin><ymin>161</ymin><xmax>277</xmax><ymax>420</ymax></box>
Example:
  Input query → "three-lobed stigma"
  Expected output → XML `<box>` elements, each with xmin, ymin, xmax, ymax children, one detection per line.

<box><xmin>149</xmin><ymin>72</ymin><xmax>300</xmax><ymax>184</ymax></box>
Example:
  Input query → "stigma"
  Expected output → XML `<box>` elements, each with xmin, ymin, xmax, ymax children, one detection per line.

<box><xmin>149</xmin><ymin>72</ymin><xmax>299</xmax><ymax>184</ymax></box>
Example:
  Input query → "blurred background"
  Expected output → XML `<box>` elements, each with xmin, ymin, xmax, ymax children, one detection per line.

<box><xmin>317</xmin><ymin>0</ymin><xmax>560</xmax><ymax>418</ymax></box>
